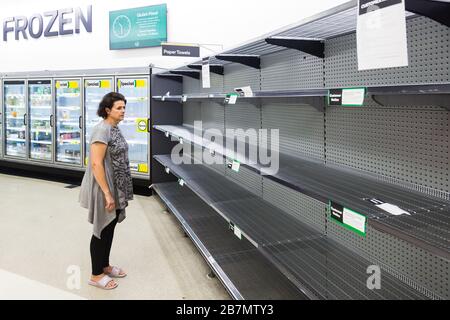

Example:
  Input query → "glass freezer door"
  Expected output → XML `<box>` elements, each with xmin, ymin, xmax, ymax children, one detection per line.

<box><xmin>28</xmin><ymin>80</ymin><xmax>53</xmax><ymax>161</ymax></box>
<box><xmin>4</xmin><ymin>81</ymin><xmax>26</xmax><ymax>158</ymax></box>
<box><xmin>55</xmin><ymin>80</ymin><xmax>82</xmax><ymax>165</ymax></box>
<box><xmin>117</xmin><ymin>78</ymin><xmax>149</xmax><ymax>175</ymax></box>
<box><xmin>84</xmin><ymin>78</ymin><xmax>113</xmax><ymax>166</ymax></box>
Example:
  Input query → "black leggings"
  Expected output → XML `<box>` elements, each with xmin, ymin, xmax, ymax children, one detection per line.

<box><xmin>90</xmin><ymin>211</ymin><xmax>119</xmax><ymax>276</ymax></box>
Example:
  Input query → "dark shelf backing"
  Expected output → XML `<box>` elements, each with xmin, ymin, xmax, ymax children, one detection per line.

<box><xmin>153</xmin><ymin>155</ymin><xmax>428</xmax><ymax>300</ymax></box>
<box><xmin>170</xmin><ymin>70</ymin><xmax>201</xmax><ymax>79</ymax></box>
<box><xmin>153</xmin><ymin>182</ymin><xmax>307</xmax><ymax>300</ymax></box>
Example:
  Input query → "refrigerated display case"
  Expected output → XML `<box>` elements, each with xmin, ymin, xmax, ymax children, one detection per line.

<box><xmin>4</xmin><ymin>81</ymin><xmax>27</xmax><ymax>158</ymax></box>
<box><xmin>117</xmin><ymin>77</ymin><xmax>150</xmax><ymax>175</ymax></box>
<box><xmin>28</xmin><ymin>80</ymin><xmax>53</xmax><ymax>162</ymax></box>
<box><xmin>84</xmin><ymin>78</ymin><xmax>113</xmax><ymax>165</ymax></box>
<box><xmin>55</xmin><ymin>79</ymin><xmax>82</xmax><ymax>165</ymax></box>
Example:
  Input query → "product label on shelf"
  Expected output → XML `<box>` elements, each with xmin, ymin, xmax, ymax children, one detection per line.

<box><xmin>138</xmin><ymin>163</ymin><xmax>148</xmax><ymax>173</ymax></box>
<box><xmin>367</xmin><ymin>198</ymin><xmax>411</xmax><ymax>216</ymax></box>
<box><xmin>224</xmin><ymin>93</ymin><xmax>238</xmax><ymax>105</ymax></box>
<box><xmin>231</xmin><ymin>160</ymin><xmax>240</xmax><ymax>173</ymax></box>
<box><xmin>118</xmin><ymin>79</ymin><xmax>147</xmax><ymax>88</ymax></box>
<box><xmin>130</xmin><ymin>163</ymin><xmax>139</xmax><ymax>171</ymax></box>
<box><xmin>178</xmin><ymin>179</ymin><xmax>185</xmax><ymax>187</ymax></box>
<box><xmin>229</xmin><ymin>221</ymin><xmax>242</xmax><ymax>240</ymax></box>
<box><xmin>136</xmin><ymin>118</ymin><xmax>148</xmax><ymax>133</ymax></box>
<box><xmin>329</xmin><ymin>201</ymin><xmax>367</xmax><ymax>237</ymax></box>
<box><xmin>357</xmin><ymin>0</ymin><xmax>408</xmax><ymax>70</ymax></box>
<box><xmin>328</xmin><ymin>88</ymin><xmax>366</xmax><ymax>106</ymax></box>
<box><xmin>165</xmin><ymin>167</ymin><xmax>170</xmax><ymax>174</ymax></box>
<box><xmin>85</xmin><ymin>80</ymin><xmax>111</xmax><ymax>88</ymax></box>
<box><xmin>234</xmin><ymin>86</ymin><xmax>253</xmax><ymax>97</ymax></box>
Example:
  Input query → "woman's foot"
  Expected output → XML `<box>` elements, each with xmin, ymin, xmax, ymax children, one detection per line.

<box><xmin>103</xmin><ymin>265</ymin><xmax>127</xmax><ymax>278</ymax></box>
<box><xmin>89</xmin><ymin>274</ymin><xmax>118</xmax><ymax>289</ymax></box>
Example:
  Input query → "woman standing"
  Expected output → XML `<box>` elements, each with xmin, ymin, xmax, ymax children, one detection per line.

<box><xmin>79</xmin><ymin>92</ymin><xmax>134</xmax><ymax>290</ymax></box>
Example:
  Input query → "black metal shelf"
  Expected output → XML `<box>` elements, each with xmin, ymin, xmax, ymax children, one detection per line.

<box><xmin>187</xmin><ymin>64</ymin><xmax>225</xmax><ymax>75</ymax></box>
<box><xmin>153</xmin><ymin>155</ymin><xmax>428</xmax><ymax>300</ymax></box>
<box><xmin>265</xmin><ymin>37</ymin><xmax>325</xmax><ymax>58</ymax></box>
<box><xmin>153</xmin><ymin>182</ymin><xmax>308</xmax><ymax>300</ymax></box>
<box><xmin>154</xmin><ymin>124</ymin><xmax>450</xmax><ymax>260</ymax></box>
<box><xmin>215</xmin><ymin>54</ymin><xmax>261</xmax><ymax>69</ymax></box>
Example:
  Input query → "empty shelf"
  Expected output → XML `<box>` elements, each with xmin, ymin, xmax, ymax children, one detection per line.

<box><xmin>153</xmin><ymin>182</ymin><xmax>307</xmax><ymax>300</ymax></box>
<box><xmin>154</xmin><ymin>124</ymin><xmax>450</xmax><ymax>260</ymax></box>
<box><xmin>153</xmin><ymin>155</ymin><xmax>429</xmax><ymax>299</ymax></box>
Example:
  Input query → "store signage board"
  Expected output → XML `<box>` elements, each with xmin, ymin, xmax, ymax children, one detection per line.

<box><xmin>357</xmin><ymin>0</ymin><xmax>408</xmax><ymax>70</ymax></box>
<box><xmin>329</xmin><ymin>201</ymin><xmax>367</xmax><ymax>237</ymax></box>
<box><xmin>162</xmin><ymin>43</ymin><xmax>200</xmax><ymax>57</ymax></box>
<box><xmin>202</xmin><ymin>57</ymin><xmax>211</xmax><ymax>89</ymax></box>
<box><xmin>328</xmin><ymin>88</ymin><xmax>366</xmax><ymax>106</ymax></box>
<box><xmin>109</xmin><ymin>4</ymin><xmax>167</xmax><ymax>50</ymax></box>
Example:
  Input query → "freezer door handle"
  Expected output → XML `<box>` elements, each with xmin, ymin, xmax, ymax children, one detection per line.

<box><xmin>147</xmin><ymin>118</ymin><xmax>151</xmax><ymax>133</ymax></box>
<box><xmin>50</xmin><ymin>115</ymin><xmax>54</xmax><ymax>127</ymax></box>
<box><xmin>79</xmin><ymin>116</ymin><xmax>83</xmax><ymax>129</ymax></box>
<box><xmin>23</xmin><ymin>113</ymin><xmax>27</xmax><ymax>126</ymax></box>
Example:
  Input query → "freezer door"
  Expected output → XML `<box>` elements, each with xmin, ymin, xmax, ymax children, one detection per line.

<box><xmin>84</xmin><ymin>78</ymin><xmax>113</xmax><ymax>167</ymax></box>
<box><xmin>28</xmin><ymin>80</ymin><xmax>53</xmax><ymax>162</ymax></box>
<box><xmin>117</xmin><ymin>78</ymin><xmax>149</xmax><ymax>175</ymax></box>
<box><xmin>4</xmin><ymin>81</ymin><xmax>27</xmax><ymax>158</ymax></box>
<box><xmin>55</xmin><ymin>79</ymin><xmax>82</xmax><ymax>165</ymax></box>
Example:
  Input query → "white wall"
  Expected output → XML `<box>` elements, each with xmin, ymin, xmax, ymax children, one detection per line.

<box><xmin>0</xmin><ymin>0</ymin><xmax>349</xmax><ymax>73</ymax></box>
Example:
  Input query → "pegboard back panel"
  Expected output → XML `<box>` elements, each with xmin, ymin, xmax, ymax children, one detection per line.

<box><xmin>263</xmin><ymin>178</ymin><xmax>326</xmax><ymax>233</ymax></box>
<box><xmin>223</xmin><ymin>64</ymin><xmax>261</xmax><ymax>92</ymax></box>
<box><xmin>261</xmin><ymin>49</ymin><xmax>324</xmax><ymax>90</ymax></box>
<box><xmin>325</xmin><ymin>16</ymin><xmax>450</xmax><ymax>87</ymax></box>
<box><xmin>200</xmin><ymin>72</ymin><xmax>224</xmax><ymax>93</ymax></box>
<box><xmin>225</xmin><ymin>102</ymin><xmax>262</xmax><ymax>143</ymax></box>
<box><xmin>183</xmin><ymin>102</ymin><xmax>202</xmax><ymax>127</ymax></box>
<box><xmin>327</xmin><ymin>218</ymin><xmax>449</xmax><ymax>300</ymax></box>
<box><xmin>326</xmin><ymin>104</ymin><xmax>450</xmax><ymax>198</ymax></box>
<box><xmin>182</xmin><ymin>76</ymin><xmax>200</xmax><ymax>94</ymax></box>
<box><xmin>262</xmin><ymin>103</ymin><xmax>324</xmax><ymax>161</ymax></box>
<box><xmin>226</xmin><ymin>165</ymin><xmax>263</xmax><ymax>197</ymax></box>
<box><xmin>201</xmin><ymin>101</ymin><xmax>225</xmax><ymax>133</ymax></box>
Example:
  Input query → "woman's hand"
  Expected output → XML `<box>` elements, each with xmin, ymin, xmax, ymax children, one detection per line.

<box><xmin>104</xmin><ymin>192</ymin><xmax>116</xmax><ymax>212</ymax></box>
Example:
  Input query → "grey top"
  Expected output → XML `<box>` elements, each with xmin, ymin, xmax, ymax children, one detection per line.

<box><xmin>79</xmin><ymin>120</ymin><xmax>133</xmax><ymax>239</ymax></box>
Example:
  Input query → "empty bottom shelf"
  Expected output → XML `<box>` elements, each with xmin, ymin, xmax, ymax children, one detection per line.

<box><xmin>152</xmin><ymin>182</ymin><xmax>307</xmax><ymax>300</ymax></box>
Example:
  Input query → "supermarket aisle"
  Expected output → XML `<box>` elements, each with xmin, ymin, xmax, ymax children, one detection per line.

<box><xmin>0</xmin><ymin>173</ymin><xmax>229</xmax><ymax>300</ymax></box>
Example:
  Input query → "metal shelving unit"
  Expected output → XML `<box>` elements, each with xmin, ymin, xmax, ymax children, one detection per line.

<box><xmin>153</xmin><ymin>155</ymin><xmax>428</xmax><ymax>300</ymax></box>
<box><xmin>153</xmin><ymin>182</ymin><xmax>307</xmax><ymax>300</ymax></box>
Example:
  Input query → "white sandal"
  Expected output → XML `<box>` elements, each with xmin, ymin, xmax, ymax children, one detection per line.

<box><xmin>88</xmin><ymin>275</ymin><xmax>118</xmax><ymax>290</ymax></box>
<box><xmin>106</xmin><ymin>266</ymin><xmax>127</xmax><ymax>278</ymax></box>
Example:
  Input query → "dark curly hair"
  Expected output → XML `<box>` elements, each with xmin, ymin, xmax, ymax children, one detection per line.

<box><xmin>97</xmin><ymin>92</ymin><xmax>127</xmax><ymax>119</ymax></box>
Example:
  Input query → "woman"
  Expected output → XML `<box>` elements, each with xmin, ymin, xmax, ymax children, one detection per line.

<box><xmin>79</xmin><ymin>92</ymin><xmax>133</xmax><ymax>290</ymax></box>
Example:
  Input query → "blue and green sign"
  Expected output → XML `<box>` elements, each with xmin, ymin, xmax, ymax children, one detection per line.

<box><xmin>109</xmin><ymin>4</ymin><xmax>167</xmax><ymax>50</ymax></box>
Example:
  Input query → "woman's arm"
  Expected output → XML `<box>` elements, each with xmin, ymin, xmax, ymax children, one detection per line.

<box><xmin>91</xmin><ymin>142</ymin><xmax>115</xmax><ymax>212</ymax></box>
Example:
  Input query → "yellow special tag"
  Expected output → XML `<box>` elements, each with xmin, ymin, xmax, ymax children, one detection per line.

<box><xmin>68</xmin><ymin>81</ymin><xmax>79</xmax><ymax>89</ymax></box>
<box><xmin>55</xmin><ymin>82</ymin><xmax>60</xmax><ymax>89</ymax></box>
<box><xmin>135</xmin><ymin>79</ymin><xmax>146</xmax><ymax>88</ymax></box>
<box><xmin>136</xmin><ymin>118</ymin><xmax>148</xmax><ymax>133</ymax></box>
<box><xmin>85</xmin><ymin>157</ymin><xmax>88</xmax><ymax>166</ymax></box>
<box><xmin>138</xmin><ymin>164</ymin><xmax>148</xmax><ymax>173</ymax></box>
<box><xmin>100</xmin><ymin>80</ymin><xmax>111</xmax><ymax>88</ymax></box>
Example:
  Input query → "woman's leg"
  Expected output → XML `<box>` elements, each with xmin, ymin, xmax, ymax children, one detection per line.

<box><xmin>102</xmin><ymin>211</ymin><xmax>119</xmax><ymax>269</ymax></box>
<box><xmin>90</xmin><ymin>217</ymin><xmax>118</xmax><ymax>276</ymax></box>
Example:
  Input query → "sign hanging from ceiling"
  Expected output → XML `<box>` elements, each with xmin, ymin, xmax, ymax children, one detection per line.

<box><xmin>162</xmin><ymin>43</ymin><xmax>200</xmax><ymax>57</ymax></box>
<box><xmin>109</xmin><ymin>4</ymin><xmax>167</xmax><ymax>50</ymax></box>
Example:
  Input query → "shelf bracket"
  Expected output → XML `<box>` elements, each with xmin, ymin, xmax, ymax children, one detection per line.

<box><xmin>188</xmin><ymin>64</ymin><xmax>224</xmax><ymax>75</ymax></box>
<box><xmin>169</xmin><ymin>70</ymin><xmax>201</xmax><ymax>80</ymax></box>
<box><xmin>265</xmin><ymin>37</ymin><xmax>325</xmax><ymax>58</ymax></box>
<box><xmin>215</xmin><ymin>54</ymin><xmax>261</xmax><ymax>69</ymax></box>
<box><xmin>405</xmin><ymin>0</ymin><xmax>450</xmax><ymax>28</ymax></box>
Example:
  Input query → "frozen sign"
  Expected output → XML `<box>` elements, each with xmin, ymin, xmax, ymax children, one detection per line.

<box><xmin>2</xmin><ymin>5</ymin><xmax>92</xmax><ymax>41</ymax></box>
